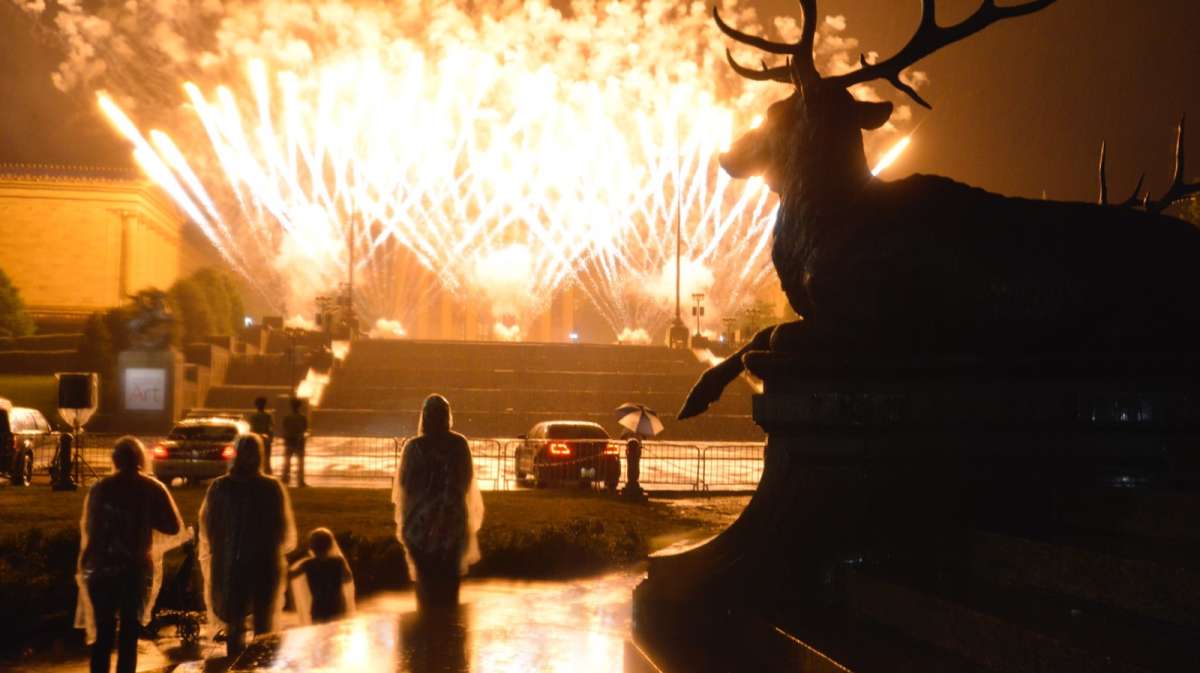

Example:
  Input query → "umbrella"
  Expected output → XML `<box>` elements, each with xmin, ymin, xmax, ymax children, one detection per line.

<box><xmin>615</xmin><ymin>403</ymin><xmax>665</xmax><ymax>437</ymax></box>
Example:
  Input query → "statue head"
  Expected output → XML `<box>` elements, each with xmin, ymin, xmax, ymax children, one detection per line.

<box><xmin>715</xmin><ymin>0</ymin><xmax>1058</xmax><ymax>191</ymax></box>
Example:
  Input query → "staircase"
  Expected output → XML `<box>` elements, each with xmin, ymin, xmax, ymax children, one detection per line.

<box><xmin>313</xmin><ymin>339</ymin><xmax>760</xmax><ymax>440</ymax></box>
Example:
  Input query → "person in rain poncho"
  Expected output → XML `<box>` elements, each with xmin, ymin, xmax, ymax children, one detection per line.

<box><xmin>392</xmin><ymin>394</ymin><xmax>484</xmax><ymax>609</ymax></box>
<box><xmin>199</xmin><ymin>433</ymin><xmax>296</xmax><ymax>659</ymax></box>
<box><xmin>288</xmin><ymin>527</ymin><xmax>356</xmax><ymax>625</ymax></box>
<box><xmin>75</xmin><ymin>436</ymin><xmax>186</xmax><ymax>673</ymax></box>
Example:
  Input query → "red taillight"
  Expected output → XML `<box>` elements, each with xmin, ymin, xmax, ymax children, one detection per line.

<box><xmin>548</xmin><ymin>442</ymin><xmax>572</xmax><ymax>456</ymax></box>
<box><xmin>221</xmin><ymin>444</ymin><xmax>236</xmax><ymax>460</ymax></box>
<box><xmin>151</xmin><ymin>444</ymin><xmax>169</xmax><ymax>460</ymax></box>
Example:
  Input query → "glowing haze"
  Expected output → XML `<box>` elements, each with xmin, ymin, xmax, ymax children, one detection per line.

<box><xmin>22</xmin><ymin>0</ymin><xmax>919</xmax><ymax>340</ymax></box>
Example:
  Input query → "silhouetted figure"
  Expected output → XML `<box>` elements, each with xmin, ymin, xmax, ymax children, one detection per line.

<box><xmin>281</xmin><ymin>397</ymin><xmax>308</xmax><ymax>487</ymax></box>
<box><xmin>75</xmin><ymin>437</ymin><xmax>185</xmax><ymax>673</ymax></box>
<box><xmin>392</xmin><ymin>395</ymin><xmax>483</xmax><ymax>610</ymax></box>
<box><xmin>288</xmin><ymin>527</ymin><xmax>356</xmax><ymax>625</ymax></box>
<box><xmin>248</xmin><ymin>396</ymin><xmax>274</xmax><ymax>475</ymax></box>
<box><xmin>199</xmin><ymin>434</ymin><xmax>296</xmax><ymax>659</ymax></box>
<box><xmin>51</xmin><ymin>432</ymin><xmax>77</xmax><ymax>491</ymax></box>
<box><xmin>623</xmin><ymin>436</ymin><xmax>646</xmax><ymax>499</ymax></box>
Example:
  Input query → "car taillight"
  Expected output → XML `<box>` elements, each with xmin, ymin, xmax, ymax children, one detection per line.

<box><xmin>604</xmin><ymin>444</ymin><xmax>620</xmax><ymax>455</ymax></box>
<box><xmin>151</xmin><ymin>444</ymin><xmax>169</xmax><ymax>459</ymax></box>
<box><xmin>548</xmin><ymin>442</ymin><xmax>572</xmax><ymax>456</ymax></box>
<box><xmin>221</xmin><ymin>444</ymin><xmax>236</xmax><ymax>460</ymax></box>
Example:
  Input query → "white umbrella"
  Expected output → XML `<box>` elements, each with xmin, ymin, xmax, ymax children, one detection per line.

<box><xmin>614</xmin><ymin>403</ymin><xmax>665</xmax><ymax>437</ymax></box>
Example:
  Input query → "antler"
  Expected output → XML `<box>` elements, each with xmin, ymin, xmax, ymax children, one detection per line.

<box><xmin>1147</xmin><ymin>116</ymin><xmax>1200</xmax><ymax>214</ymax></box>
<box><xmin>1098</xmin><ymin>141</ymin><xmax>1146</xmax><ymax>208</ymax></box>
<box><xmin>825</xmin><ymin>0</ymin><xmax>1059</xmax><ymax>109</ymax></box>
<box><xmin>714</xmin><ymin>1</ymin><xmax>820</xmax><ymax>85</ymax></box>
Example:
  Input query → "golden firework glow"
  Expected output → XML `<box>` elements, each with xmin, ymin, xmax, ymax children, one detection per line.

<box><xmin>100</xmin><ymin>55</ymin><xmax>779</xmax><ymax>335</ymax></box>
<box><xmin>871</xmin><ymin>136</ymin><xmax>912</xmax><ymax>176</ymax></box>
<box><xmin>81</xmin><ymin>2</ymin><xmax>917</xmax><ymax>337</ymax></box>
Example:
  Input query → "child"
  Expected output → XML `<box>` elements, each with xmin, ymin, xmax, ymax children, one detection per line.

<box><xmin>288</xmin><ymin>528</ymin><xmax>356</xmax><ymax>625</ymax></box>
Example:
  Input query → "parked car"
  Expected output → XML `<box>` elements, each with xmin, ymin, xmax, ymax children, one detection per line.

<box><xmin>0</xmin><ymin>398</ymin><xmax>58</xmax><ymax>486</ymax></box>
<box><xmin>151</xmin><ymin>416</ymin><xmax>249</xmax><ymax>486</ymax></box>
<box><xmin>514</xmin><ymin>421</ymin><xmax>620</xmax><ymax>491</ymax></box>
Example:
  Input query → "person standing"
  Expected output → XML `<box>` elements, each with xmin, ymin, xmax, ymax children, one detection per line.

<box><xmin>281</xmin><ymin>397</ymin><xmax>308</xmax><ymax>487</ymax></box>
<box><xmin>288</xmin><ymin>527</ymin><xmax>356</xmax><ymax>625</ymax></box>
<box><xmin>75</xmin><ymin>437</ymin><xmax>186</xmax><ymax>673</ymax></box>
<box><xmin>622</xmin><ymin>434</ymin><xmax>646</xmax><ymax>499</ymax></box>
<box><xmin>199</xmin><ymin>434</ymin><xmax>296</xmax><ymax>659</ymax></box>
<box><xmin>248</xmin><ymin>396</ymin><xmax>274</xmax><ymax>475</ymax></box>
<box><xmin>392</xmin><ymin>394</ymin><xmax>484</xmax><ymax>610</ymax></box>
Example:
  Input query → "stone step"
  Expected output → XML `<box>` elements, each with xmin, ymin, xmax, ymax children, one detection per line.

<box><xmin>970</xmin><ymin>528</ymin><xmax>1200</xmax><ymax>628</ymax></box>
<box><xmin>847</xmin><ymin>565</ymin><xmax>1200</xmax><ymax>673</ymax></box>
<box><xmin>638</xmin><ymin>604</ymin><xmax>994</xmax><ymax>673</ymax></box>
<box><xmin>1051</xmin><ymin>487</ymin><xmax>1200</xmax><ymax>543</ymax></box>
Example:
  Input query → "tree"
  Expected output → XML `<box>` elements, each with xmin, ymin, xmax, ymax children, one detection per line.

<box><xmin>169</xmin><ymin>276</ymin><xmax>214</xmax><ymax>344</ymax></box>
<box><xmin>222</xmin><ymin>272</ymin><xmax>246</xmax><ymax>333</ymax></box>
<box><xmin>79</xmin><ymin>312</ymin><xmax>116</xmax><ymax>409</ymax></box>
<box><xmin>0</xmin><ymin>268</ymin><xmax>34</xmax><ymax>338</ymax></box>
<box><xmin>191</xmin><ymin>268</ymin><xmax>234</xmax><ymax>336</ymax></box>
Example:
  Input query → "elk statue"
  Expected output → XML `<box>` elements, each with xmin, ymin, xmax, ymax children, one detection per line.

<box><xmin>679</xmin><ymin>0</ymin><xmax>1200</xmax><ymax>420</ymax></box>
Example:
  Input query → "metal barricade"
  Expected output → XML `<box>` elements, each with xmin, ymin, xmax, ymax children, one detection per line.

<box><xmin>302</xmin><ymin>435</ymin><xmax>400</xmax><ymax>483</ymax></box>
<box><xmin>74</xmin><ymin>432</ymin><xmax>166</xmax><ymax>484</ymax></box>
<box><xmin>635</xmin><ymin>441</ymin><xmax>704</xmax><ymax>491</ymax></box>
<box><xmin>64</xmin><ymin>433</ymin><xmax>767</xmax><ymax>492</ymax></box>
<box><xmin>700</xmin><ymin>443</ymin><xmax>766</xmax><ymax>490</ymax></box>
<box><xmin>468</xmin><ymin>438</ymin><xmax>505</xmax><ymax>491</ymax></box>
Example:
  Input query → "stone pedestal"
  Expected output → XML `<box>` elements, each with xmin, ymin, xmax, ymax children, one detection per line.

<box><xmin>633</xmin><ymin>352</ymin><xmax>1200</xmax><ymax>671</ymax></box>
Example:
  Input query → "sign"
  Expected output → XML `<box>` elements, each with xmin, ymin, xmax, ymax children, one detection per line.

<box><xmin>125</xmin><ymin>367</ymin><xmax>167</xmax><ymax>411</ymax></box>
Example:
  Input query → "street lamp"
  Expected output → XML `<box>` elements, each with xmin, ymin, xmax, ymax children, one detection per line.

<box><xmin>691</xmin><ymin>293</ymin><xmax>706</xmax><ymax>338</ymax></box>
<box><xmin>721</xmin><ymin>316</ymin><xmax>737</xmax><ymax>348</ymax></box>
<box><xmin>667</xmin><ymin>134</ymin><xmax>690</xmax><ymax>350</ymax></box>
<box><xmin>282</xmin><ymin>327</ymin><xmax>306</xmax><ymax>396</ymax></box>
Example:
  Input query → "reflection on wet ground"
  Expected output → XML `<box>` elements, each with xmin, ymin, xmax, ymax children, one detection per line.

<box><xmin>162</xmin><ymin>572</ymin><xmax>649</xmax><ymax>673</ymax></box>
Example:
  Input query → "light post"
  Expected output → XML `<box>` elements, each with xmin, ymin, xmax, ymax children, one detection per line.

<box><xmin>283</xmin><ymin>327</ymin><xmax>306</xmax><ymax>396</ymax></box>
<box><xmin>667</xmin><ymin>135</ymin><xmax>690</xmax><ymax>349</ymax></box>
<box><xmin>691</xmin><ymin>293</ymin><xmax>706</xmax><ymax>338</ymax></box>
<box><xmin>721</xmin><ymin>316</ymin><xmax>737</xmax><ymax>348</ymax></box>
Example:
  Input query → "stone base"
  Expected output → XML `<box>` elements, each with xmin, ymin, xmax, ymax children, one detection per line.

<box><xmin>634</xmin><ymin>352</ymin><xmax>1200</xmax><ymax>672</ymax></box>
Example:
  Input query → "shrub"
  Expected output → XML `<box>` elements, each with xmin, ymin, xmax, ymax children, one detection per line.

<box><xmin>0</xmin><ymin>268</ymin><xmax>34</xmax><ymax>338</ymax></box>
<box><xmin>169</xmin><ymin>277</ymin><xmax>214</xmax><ymax>345</ymax></box>
<box><xmin>78</xmin><ymin>314</ymin><xmax>115</xmax><ymax>409</ymax></box>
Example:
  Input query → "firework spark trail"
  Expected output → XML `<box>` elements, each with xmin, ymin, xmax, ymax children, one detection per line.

<box><xmin>22</xmin><ymin>1</ymin><xmax>923</xmax><ymax>337</ymax></box>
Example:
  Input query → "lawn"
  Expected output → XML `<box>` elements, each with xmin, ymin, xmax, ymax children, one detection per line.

<box><xmin>0</xmin><ymin>485</ymin><xmax>740</xmax><ymax>548</ymax></box>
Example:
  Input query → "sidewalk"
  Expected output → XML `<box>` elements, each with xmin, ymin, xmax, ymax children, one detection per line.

<box><xmin>163</xmin><ymin>572</ymin><xmax>657</xmax><ymax>673</ymax></box>
<box><xmin>28</xmin><ymin>572</ymin><xmax>660</xmax><ymax>673</ymax></box>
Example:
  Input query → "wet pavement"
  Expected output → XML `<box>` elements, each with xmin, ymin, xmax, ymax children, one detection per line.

<box><xmin>194</xmin><ymin>573</ymin><xmax>649</xmax><ymax>673</ymax></box>
<box><xmin>181</xmin><ymin>571</ymin><xmax>648</xmax><ymax>671</ymax></box>
<box><xmin>22</xmin><ymin>572</ymin><xmax>656</xmax><ymax>673</ymax></box>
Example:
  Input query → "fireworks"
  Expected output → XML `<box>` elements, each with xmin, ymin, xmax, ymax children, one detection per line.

<box><xmin>872</xmin><ymin>137</ymin><xmax>912</xmax><ymax>177</ymax></box>
<box><xmin>25</xmin><ymin>1</ymin><xmax>921</xmax><ymax>340</ymax></box>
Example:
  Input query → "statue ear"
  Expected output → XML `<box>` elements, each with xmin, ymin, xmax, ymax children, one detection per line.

<box><xmin>855</xmin><ymin>101</ymin><xmax>894</xmax><ymax>130</ymax></box>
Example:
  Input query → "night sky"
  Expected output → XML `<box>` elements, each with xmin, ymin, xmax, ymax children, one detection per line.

<box><xmin>1</xmin><ymin>0</ymin><xmax>1197</xmax><ymax>203</ymax></box>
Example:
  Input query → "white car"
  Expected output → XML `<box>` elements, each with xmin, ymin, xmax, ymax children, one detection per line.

<box><xmin>151</xmin><ymin>417</ymin><xmax>250</xmax><ymax>486</ymax></box>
